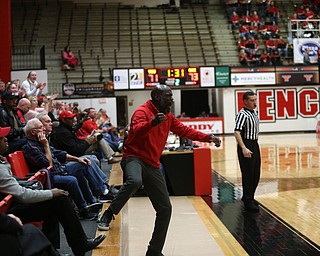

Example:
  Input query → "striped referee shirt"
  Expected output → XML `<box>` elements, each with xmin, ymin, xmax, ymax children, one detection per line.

<box><xmin>235</xmin><ymin>107</ymin><xmax>259</xmax><ymax>140</ymax></box>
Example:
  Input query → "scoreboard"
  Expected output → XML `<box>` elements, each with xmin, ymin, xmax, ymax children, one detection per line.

<box><xmin>145</xmin><ymin>67</ymin><xmax>200</xmax><ymax>88</ymax></box>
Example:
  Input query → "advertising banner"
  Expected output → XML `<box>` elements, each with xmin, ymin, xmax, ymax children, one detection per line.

<box><xmin>293</xmin><ymin>38</ymin><xmax>319</xmax><ymax>64</ymax></box>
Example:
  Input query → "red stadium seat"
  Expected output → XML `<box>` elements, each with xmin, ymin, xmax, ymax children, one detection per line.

<box><xmin>0</xmin><ymin>194</ymin><xmax>13</xmax><ymax>213</ymax></box>
<box><xmin>8</xmin><ymin>151</ymin><xmax>52</xmax><ymax>189</ymax></box>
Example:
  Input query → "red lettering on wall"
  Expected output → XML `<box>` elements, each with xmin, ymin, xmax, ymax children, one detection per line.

<box><xmin>257</xmin><ymin>90</ymin><xmax>274</xmax><ymax>121</ymax></box>
<box><xmin>304</xmin><ymin>74</ymin><xmax>313</xmax><ymax>82</ymax></box>
<box><xmin>276</xmin><ymin>90</ymin><xmax>296</xmax><ymax>119</ymax></box>
<box><xmin>282</xmin><ymin>75</ymin><xmax>291</xmax><ymax>82</ymax></box>
<box><xmin>298</xmin><ymin>89</ymin><xmax>319</xmax><ymax>117</ymax></box>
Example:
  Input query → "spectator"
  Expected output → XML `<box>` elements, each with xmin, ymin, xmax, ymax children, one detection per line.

<box><xmin>231</xmin><ymin>11</ymin><xmax>241</xmax><ymax>30</ymax></box>
<box><xmin>16</xmin><ymin>98</ymin><xmax>31</xmax><ymax>123</ymax></box>
<box><xmin>265</xmin><ymin>37</ymin><xmax>276</xmax><ymax>53</ymax></box>
<box><xmin>0</xmin><ymin>214</ymin><xmax>58</xmax><ymax>256</ymax></box>
<box><xmin>270</xmin><ymin>49</ymin><xmax>282</xmax><ymax>66</ymax></box>
<box><xmin>75</xmin><ymin>108</ymin><xmax>122</xmax><ymax>163</ymax></box>
<box><xmin>303</xmin><ymin>48</ymin><xmax>311</xmax><ymax>64</ymax></box>
<box><xmin>225</xmin><ymin>0</ymin><xmax>238</xmax><ymax>18</ymax></box>
<box><xmin>276</xmin><ymin>35</ymin><xmax>288</xmax><ymax>57</ymax></box>
<box><xmin>250</xmin><ymin>10</ymin><xmax>262</xmax><ymax>27</ymax></box>
<box><xmin>20</xmin><ymin>71</ymin><xmax>46</xmax><ymax>98</ymax></box>
<box><xmin>0</xmin><ymin>126</ymin><xmax>106</xmax><ymax>255</ymax></box>
<box><xmin>0</xmin><ymin>92</ymin><xmax>26</xmax><ymax>154</ymax></box>
<box><xmin>296</xmin><ymin>5</ymin><xmax>305</xmax><ymax>19</ymax></box>
<box><xmin>239</xmin><ymin>49</ymin><xmax>250</xmax><ymax>66</ymax></box>
<box><xmin>22</xmin><ymin>118</ymin><xmax>107</xmax><ymax>219</ymax></box>
<box><xmin>267</xmin><ymin>1</ymin><xmax>280</xmax><ymax>24</ymax></box>
<box><xmin>38</xmin><ymin>113</ymin><xmax>116</xmax><ymax>202</ymax></box>
<box><xmin>63</xmin><ymin>45</ymin><xmax>79</xmax><ymax>69</ymax></box>
<box><xmin>198</xmin><ymin>110</ymin><xmax>209</xmax><ymax>118</ymax></box>
<box><xmin>260</xmin><ymin>49</ymin><xmax>271</xmax><ymax>66</ymax></box>
<box><xmin>177</xmin><ymin>111</ymin><xmax>189</xmax><ymax>118</ymax></box>
<box><xmin>256</xmin><ymin>0</ymin><xmax>268</xmax><ymax>21</ymax></box>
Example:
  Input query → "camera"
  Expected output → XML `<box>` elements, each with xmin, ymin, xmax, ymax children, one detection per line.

<box><xmin>96</xmin><ymin>134</ymin><xmax>103</xmax><ymax>141</ymax></box>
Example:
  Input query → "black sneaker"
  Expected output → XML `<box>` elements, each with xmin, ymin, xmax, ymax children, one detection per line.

<box><xmin>98</xmin><ymin>191</ymin><xmax>114</xmax><ymax>203</ymax></box>
<box><xmin>98</xmin><ymin>208</ymin><xmax>114</xmax><ymax>231</ymax></box>
<box><xmin>79</xmin><ymin>207</ymin><xmax>97</xmax><ymax>221</ymax></box>
<box><xmin>87</xmin><ymin>202</ymin><xmax>103</xmax><ymax>214</ymax></box>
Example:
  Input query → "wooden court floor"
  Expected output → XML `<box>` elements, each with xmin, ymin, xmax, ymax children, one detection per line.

<box><xmin>92</xmin><ymin>132</ymin><xmax>320</xmax><ymax>255</ymax></box>
<box><xmin>210</xmin><ymin>132</ymin><xmax>320</xmax><ymax>253</ymax></box>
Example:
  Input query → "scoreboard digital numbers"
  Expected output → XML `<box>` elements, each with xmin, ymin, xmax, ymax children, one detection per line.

<box><xmin>145</xmin><ymin>67</ymin><xmax>200</xmax><ymax>88</ymax></box>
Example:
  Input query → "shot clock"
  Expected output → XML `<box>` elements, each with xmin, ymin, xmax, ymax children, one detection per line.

<box><xmin>145</xmin><ymin>67</ymin><xmax>200</xmax><ymax>88</ymax></box>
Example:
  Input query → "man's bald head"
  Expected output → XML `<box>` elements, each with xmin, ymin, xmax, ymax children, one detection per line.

<box><xmin>17</xmin><ymin>98</ymin><xmax>31</xmax><ymax>114</ymax></box>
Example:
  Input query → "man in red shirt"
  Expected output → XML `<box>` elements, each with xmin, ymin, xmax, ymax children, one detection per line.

<box><xmin>98</xmin><ymin>85</ymin><xmax>221</xmax><ymax>256</ymax></box>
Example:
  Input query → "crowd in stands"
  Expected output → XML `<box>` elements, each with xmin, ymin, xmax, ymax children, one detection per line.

<box><xmin>0</xmin><ymin>71</ymin><xmax>127</xmax><ymax>254</ymax></box>
<box><xmin>226</xmin><ymin>0</ymin><xmax>320</xmax><ymax>66</ymax></box>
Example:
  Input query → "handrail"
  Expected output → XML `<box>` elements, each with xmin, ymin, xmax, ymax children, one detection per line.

<box><xmin>288</xmin><ymin>19</ymin><xmax>320</xmax><ymax>40</ymax></box>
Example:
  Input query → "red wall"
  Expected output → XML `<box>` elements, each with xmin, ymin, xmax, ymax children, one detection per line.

<box><xmin>0</xmin><ymin>0</ymin><xmax>11</xmax><ymax>83</ymax></box>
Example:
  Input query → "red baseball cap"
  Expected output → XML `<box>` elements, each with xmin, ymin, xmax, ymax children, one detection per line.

<box><xmin>59</xmin><ymin>110</ymin><xmax>76</xmax><ymax>120</ymax></box>
<box><xmin>0</xmin><ymin>127</ymin><xmax>10</xmax><ymax>138</ymax></box>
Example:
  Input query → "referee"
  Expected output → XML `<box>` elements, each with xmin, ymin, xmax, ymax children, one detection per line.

<box><xmin>234</xmin><ymin>91</ymin><xmax>260</xmax><ymax>212</ymax></box>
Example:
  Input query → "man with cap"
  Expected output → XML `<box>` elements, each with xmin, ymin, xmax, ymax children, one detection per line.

<box><xmin>0</xmin><ymin>126</ymin><xmax>106</xmax><ymax>255</ymax></box>
<box><xmin>0</xmin><ymin>92</ymin><xmax>26</xmax><ymax>154</ymax></box>
<box><xmin>37</xmin><ymin>112</ymin><xmax>116</xmax><ymax>202</ymax></box>
<box><xmin>51</xmin><ymin>110</ymin><xmax>121</xmax><ymax>164</ymax></box>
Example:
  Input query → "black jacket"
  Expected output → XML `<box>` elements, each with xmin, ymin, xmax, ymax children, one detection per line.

<box><xmin>0</xmin><ymin>104</ymin><xmax>25</xmax><ymax>142</ymax></box>
<box><xmin>50</xmin><ymin>122</ymin><xmax>90</xmax><ymax>157</ymax></box>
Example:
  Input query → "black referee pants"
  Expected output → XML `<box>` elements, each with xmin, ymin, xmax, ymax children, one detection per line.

<box><xmin>237</xmin><ymin>139</ymin><xmax>261</xmax><ymax>202</ymax></box>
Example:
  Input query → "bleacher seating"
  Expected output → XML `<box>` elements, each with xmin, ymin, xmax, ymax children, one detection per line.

<box><xmin>11</xmin><ymin>0</ymin><xmax>224</xmax><ymax>94</ymax></box>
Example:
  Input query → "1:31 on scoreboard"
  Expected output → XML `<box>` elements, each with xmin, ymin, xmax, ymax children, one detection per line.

<box><xmin>145</xmin><ymin>67</ymin><xmax>200</xmax><ymax>88</ymax></box>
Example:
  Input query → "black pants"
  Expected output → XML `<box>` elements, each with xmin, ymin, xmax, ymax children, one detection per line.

<box><xmin>110</xmin><ymin>157</ymin><xmax>172</xmax><ymax>254</ymax></box>
<box><xmin>8</xmin><ymin>196</ymin><xmax>88</xmax><ymax>256</ymax></box>
<box><xmin>237</xmin><ymin>139</ymin><xmax>261</xmax><ymax>202</ymax></box>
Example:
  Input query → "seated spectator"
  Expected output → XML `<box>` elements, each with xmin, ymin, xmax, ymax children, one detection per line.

<box><xmin>257</xmin><ymin>0</ymin><xmax>268</xmax><ymax>21</ymax></box>
<box><xmin>238</xmin><ymin>35</ymin><xmax>250</xmax><ymax>52</ymax></box>
<box><xmin>230</xmin><ymin>11</ymin><xmax>241</xmax><ymax>29</ymax></box>
<box><xmin>20</xmin><ymin>71</ymin><xmax>46</xmax><ymax>98</ymax></box>
<box><xmin>63</xmin><ymin>45</ymin><xmax>78</xmax><ymax>69</ymax></box>
<box><xmin>0</xmin><ymin>126</ymin><xmax>106</xmax><ymax>255</ymax></box>
<box><xmin>16</xmin><ymin>98</ymin><xmax>31</xmax><ymax>123</ymax></box>
<box><xmin>22</xmin><ymin>118</ymin><xmax>109</xmax><ymax>219</ymax></box>
<box><xmin>239</xmin><ymin>49</ymin><xmax>250</xmax><ymax>66</ymax></box>
<box><xmin>296</xmin><ymin>5</ymin><xmax>305</xmax><ymax>19</ymax></box>
<box><xmin>52</xmin><ymin>109</ymin><xmax>121</xmax><ymax>165</ymax></box>
<box><xmin>241</xmin><ymin>12</ymin><xmax>251</xmax><ymax>24</ymax></box>
<box><xmin>260</xmin><ymin>49</ymin><xmax>271</xmax><ymax>66</ymax></box>
<box><xmin>0</xmin><ymin>214</ymin><xmax>58</xmax><ymax>256</ymax></box>
<box><xmin>96</xmin><ymin>111</ymin><xmax>123</xmax><ymax>153</ymax></box>
<box><xmin>267</xmin><ymin>1</ymin><xmax>280</xmax><ymax>24</ymax></box>
<box><xmin>75</xmin><ymin>108</ymin><xmax>122</xmax><ymax>163</ymax></box>
<box><xmin>177</xmin><ymin>111</ymin><xmax>189</xmax><ymax>118</ymax></box>
<box><xmin>225</xmin><ymin>0</ymin><xmax>238</xmax><ymax>18</ymax></box>
<box><xmin>276</xmin><ymin>35</ymin><xmax>288</xmax><ymax>57</ymax></box>
<box><xmin>313</xmin><ymin>0</ymin><xmax>320</xmax><ymax>15</ymax></box>
<box><xmin>197</xmin><ymin>110</ymin><xmax>209</xmax><ymax>118</ymax></box>
<box><xmin>38</xmin><ymin>113</ymin><xmax>117</xmax><ymax>201</ymax></box>
<box><xmin>250</xmin><ymin>10</ymin><xmax>262</xmax><ymax>27</ymax></box>
<box><xmin>0</xmin><ymin>92</ymin><xmax>26</xmax><ymax>154</ymax></box>
<box><xmin>270</xmin><ymin>49</ymin><xmax>282</xmax><ymax>66</ymax></box>
<box><xmin>290</xmin><ymin>13</ymin><xmax>298</xmax><ymax>31</ymax></box>
<box><xmin>23</xmin><ymin>95</ymin><xmax>46</xmax><ymax>121</ymax></box>
<box><xmin>240</xmin><ymin>22</ymin><xmax>251</xmax><ymax>39</ymax></box>
<box><xmin>266</xmin><ymin>37</ymin><xmax>277</xmax><ymax>53</ymax></box>
<box><xmin>304</xmin><ymin>7</ymin><xmax>315</xmax><ymax>19</ymax></box>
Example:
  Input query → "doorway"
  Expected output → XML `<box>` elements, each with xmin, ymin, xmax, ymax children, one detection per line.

<box><xmin>181</xmin><ymin>90</ymin><xmax>209</xmax><ymax>118</ymax></box>
<box><xmin>116</xmin><ymin>96</ymin><xmax>128</xmax><ymax>128</ymax></box>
